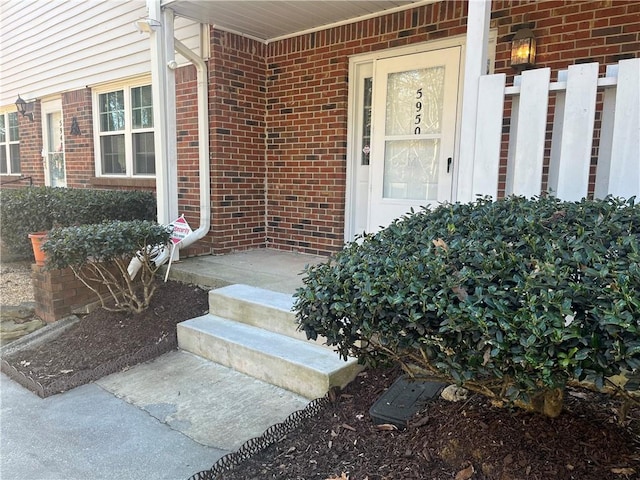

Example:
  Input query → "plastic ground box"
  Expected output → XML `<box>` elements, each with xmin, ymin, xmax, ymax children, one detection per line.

<box><xmin>369</xmin><ymin>375</ymin><xmax>447</xmax><ymax>429</ymax></box>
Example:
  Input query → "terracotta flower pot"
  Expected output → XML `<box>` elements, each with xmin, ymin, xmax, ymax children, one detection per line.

<box><xmin>28</xmin><ymin>232</ymin><xmax>48</xmax><ymax>266</ymax></box>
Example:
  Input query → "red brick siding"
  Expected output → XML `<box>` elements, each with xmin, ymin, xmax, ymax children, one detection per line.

<box><xmin>32</xmin><ymin>265</ymin><xmax>86</xmax><ymax>322</ymax></box>
<box><xmin>175</xmin><ymin>65</ymin><xmax>212</xmax><ymax>256</ymax></box>
<box><xmin>253</xmin><ymin>0</ymin><xmax>639</xmax><ymax>254</ymax></box>
<box><xmin>8</xmin><ymin>102</ymin><xmax>45</xmax><ymax>187</ymax></box>
<box><xmin>208</xmin><ymin>31</ymin><xmax>267</xmax><ymax>253</ymax></box>
<box><xmin>32</xmin><ymin>263</ymin><xmax>133</xmax><ymax>322</ymax></box>
<box><xmin>62</xmin><ymin>89</ymin><xmax>95</xmax><ymax>188</ymax></box>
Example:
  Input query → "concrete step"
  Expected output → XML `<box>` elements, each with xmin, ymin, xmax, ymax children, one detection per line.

<box><xmin>207</xmin><ymin>284</ymin><xmax>315</xmax><ymax>344</ymax></box>
<box><xmin>177</xmin><ymin>314</ymin><xmax>362</xmax><ymax>399</ymax></box>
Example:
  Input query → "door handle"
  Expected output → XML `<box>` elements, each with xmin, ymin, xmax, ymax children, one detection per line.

<box><xmin>447</xmin><ymin>157</ymin><xmax>453</xmax><ymax>173</ymax></box>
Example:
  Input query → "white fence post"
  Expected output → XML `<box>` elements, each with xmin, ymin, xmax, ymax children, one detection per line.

<box><xmin>472</xmin><ymin>73</ymin><xmax>506</xmax><ymax>199</ymax></box>
<box><xmin>548</xmin><ymin>63</ymin><xmax>599</xmax><ymax>200</ymax></box>
<box><xmin>602</xmin><ymin>58</ymin><xmax>640</xmax><ymax>199</ymax></box>
<box><xmin>470</xmin><ymin>58</ymin><xmax>639</xmax><ymax>203</ymax></box>
<box><xmin>595</xmin><ymin>64</ymin><xmax>619</xmax><ymax>199</ymax></box>
<box><xmin>506</xmin><ymin>68</ymin><xmax>551</xmax><ymax>198</ymax></box>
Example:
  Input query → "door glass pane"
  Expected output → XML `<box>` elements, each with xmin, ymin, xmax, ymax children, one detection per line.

<box><xmin>131</xmin><ymin>85</ymin><xmax>153</xmax><ymax>129</ymax></box>
<box><xmin>99</xmin><ymin>91</ymin><xmax>125</xmax><ymax>132</ymax></box>
<box><xmin>133</xmin><ymin>132</ymin><xmax>155</xmax><ymax>174</ymax></box>
<box><xmin>47</xmin><ymin>112</ymin><xmax>64</xmax><ymax>186</ymax></box>
<box><xmin>383</xmin><ymin>66</ymin><xmax>445</xmax><ymax>200</ymax></box>
<box><xmin>383</xmin><ymin>139</ymin><xmax>440</xmax><ymax>200</ymax></box>
<box><xmin>361</xmin><ymin>77</ymin><xmax>372</xmax><ymax>166</ymax></box>
<box><xmin>0</xmin><ymin>115</ymin><xmax>5</xmax><ymax>142</ymax></box>
<box><xmin>101</xmin><ymin>135</ymin><xmax>125</xmax><ymax>174</ymax></box>
<box><xmin>385</xmin><ymin>66</ymin><xmax>445</xmax><ymax>135</ymax></box>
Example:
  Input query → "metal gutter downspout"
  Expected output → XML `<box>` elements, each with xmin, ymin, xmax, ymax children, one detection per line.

<box><xmin>131</xmin><ymin>32</ymin><xmax>210</xmax><ymax>277</ymax></box>
<box><xmin>172</xmin><ymin>37</ymin><xmax>210</xmax><ymax>251</ymax></box>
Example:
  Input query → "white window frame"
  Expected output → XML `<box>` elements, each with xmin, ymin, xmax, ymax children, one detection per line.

<box><xmin>0</xmin><ymin>110</ymin><xmax>21</xmax><ymax>175</ymax></box>
<box><xmin>92</xmin><ymin>78</ymin><xmax>155</xmax><ymax>178</ymax></box>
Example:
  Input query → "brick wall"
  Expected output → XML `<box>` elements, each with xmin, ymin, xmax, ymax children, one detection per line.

<box><xmin>13</xmin><ymin>102</ymin><xmax>45</xmax><ymax>186</ymax></box>
<box><xmin>175</xmin><ymin>65</ymin><xmax>213</xmax><ymax>256</ymax></box>
<box><xmin>208</xmin><ymin>31</ymin><xmax>267</xmax><ymax>253</ymax></box>
<box><xmin>492</xmin><ymin>0</ymin><xmax>640</xmax><ymax>78</ymax></box>
<box><xmin>249</xmin><ymin>0</ymin><xmax>638</xmax><ymax>255</ymax></box>
<box><xmin>62</xmin><ymin>89</ymin><xmax>95</xmax><ymax>188</ymax></box>
<box><xmin>31</xmin><ymin>265</ymin><xmax>97</xmax><ymax>322</ymax></box>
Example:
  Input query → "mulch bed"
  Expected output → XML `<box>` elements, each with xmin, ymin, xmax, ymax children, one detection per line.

<box><xmin>216</xmin><ymin>366</ymin><xmax>640</xmax><ymax>480</ymax></box>
<box><xmin>1</xmin><ymin>280</ymin><xmax>210</xmax><ymax>397</ymax></box>
<box><xmin>2</xmin><ymin>278</ymin><xmax>639</xmax><ymax>479</ymax></box>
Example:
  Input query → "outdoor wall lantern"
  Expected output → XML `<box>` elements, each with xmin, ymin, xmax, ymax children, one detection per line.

<box><xmin>510</xmin><ymin>28</ymin><xmax>536</xmax><ymax>71</ymax></box>
<box><xmin>15</xmin><ymin>95</ymin><xmax>34</xmax><ymax>122</ymax></box>
<box><xmin>134</xmin><ymin>17</ymin><xmax>161</xmax><ymax>33</ymax></box>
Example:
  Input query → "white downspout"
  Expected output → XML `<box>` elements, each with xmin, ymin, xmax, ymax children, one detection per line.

<box><xmin>172</xmin><ymin>38</ymin><xmax>210</xmax><ymax>250</ymax></box>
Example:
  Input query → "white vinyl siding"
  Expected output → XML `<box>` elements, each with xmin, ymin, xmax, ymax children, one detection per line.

<box><xmin>0</xmin><ymin>0</ymin><xmax>203</xmax><ymax>106</ymax></box>
<box><xmin>94</xmin><ymin>81</ymin><xmax>155</xmax><ymax>177</ymax></box>
<box><xmin>0</xmin><ymin>112</ymin><xmax>21</xmax><ymax>175</ymax></box>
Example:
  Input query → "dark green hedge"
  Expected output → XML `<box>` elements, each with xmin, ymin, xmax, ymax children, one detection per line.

<box><xmin>295</xmin><ymin>196</ymin><xmax>640</xmax><ymax>409</ymax></box>
<box><xmin>0</xmin><ymin>187</ymin><xmax>156</xmax><ymax>259</ymax></box>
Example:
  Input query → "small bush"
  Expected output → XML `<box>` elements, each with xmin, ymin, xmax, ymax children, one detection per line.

<box><xmin>42</xmin><ymin>220</ymin><xmax>171</xmax><ymax>313</ymax></box>
<box><xmin>295</xmin><ymin>196</ymin><xmax>640</xmax><ymax>417</ymax></box>
<box><xmin>0</xmin><ymin>187</ymin><xmax>156</xmax><ymax>258</ymax></box>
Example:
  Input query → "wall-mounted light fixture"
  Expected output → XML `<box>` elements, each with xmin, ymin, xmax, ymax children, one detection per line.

<box><xmin>510</xmin><ymin>28</ymin><xmax>536</xmax><ymax>72</ymax></box>
<box><xmin>15</xmin><ymin>95</ymin><xmax>34</xmax><ymax>122</ymax></box>
<box><xmin>134</xmin><ymin>17</ymin><xmax>161</xmax><ymax>33</ymax></box>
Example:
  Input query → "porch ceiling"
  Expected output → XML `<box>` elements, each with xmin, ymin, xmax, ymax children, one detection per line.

<box><xmin>162</xmin><ymin>0</ymin><xmax>434</xmax><ymax>43</ymax></box>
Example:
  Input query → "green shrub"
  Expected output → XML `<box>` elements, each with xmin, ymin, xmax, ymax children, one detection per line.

<box><xmin>0</xmin><ymin>187</ymin><xmax>156</xmax><ymax>259</ymax></box>
<box><xmin>295</xmin><ymin>196</ymin><xmax>640</xmax><ymax>417</ymax></box>
<box><xmin>42</xmin><ymin>220</ymin><xmax>171</xmax><ymax>313</ymax></box>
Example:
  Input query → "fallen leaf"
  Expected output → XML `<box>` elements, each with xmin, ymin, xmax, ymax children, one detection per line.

<box><xmin>375</xmin><ymin>423</ymin><xmax>398</xmax><ymax>431</ymax></box>
<box><xmin>482</xmin><ymin>346</ymin><xmax>491</xmax><ymax>366</ymax></box>
<box><xmin>455</xmin><ymin>463</ymin><xmax>475</xmax><ymax>480</ymax></box>
<box><xmin>432</xmin><ymin>238</ymin><xmax>449</xmax><ymax>251</ymax></box>
<box><xmin>341</xmin><ymin>423</ymin><xmax>356</xmax><ymax>431</ymax></box>
<box><xmin>325</xmin><ymin>473</ymin><xmax>349</xmax><ymax>480</ymax></box>
<box><xmin>452</xmin><ymin>285</ymin><xmax>468</xmax><ymax>301</ymax></box>
<box><xmin>59</xmin><ymin>369</ymin><xmax>74</xmax><ymax>374</ymax></box>
<box><xmin>611</xmin><ymin>467</ymin><xmax>636</xmax><ymax>476</ymax></box>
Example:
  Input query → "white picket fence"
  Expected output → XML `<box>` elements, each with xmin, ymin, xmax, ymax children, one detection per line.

<box><xmin>471</xmin><ymin>58</ymin><xmax>640</xmax><ymax>201</ymax></box>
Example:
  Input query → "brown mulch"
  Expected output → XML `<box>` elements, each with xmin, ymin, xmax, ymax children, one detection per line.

<box><xmin>2</xmin><ymin>276</ymin><xmax>640</xmax><ymax>479</ymax></box>
<box><xmin>1</xmin><ymin>280</ymin><xmax>210</xmax><ymax>393</ymax></box>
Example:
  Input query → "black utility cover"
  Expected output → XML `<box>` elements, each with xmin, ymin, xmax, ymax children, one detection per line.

<box><xmin>369</xmin><ymin>375</ymin><xmax>447</xmax><ymax>429</ymax></box>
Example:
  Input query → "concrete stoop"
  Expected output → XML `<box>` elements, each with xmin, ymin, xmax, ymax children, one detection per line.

<box><xmin>178</xmin><ymin>284</ymin><xmax>362</xmax><ymax>399</ymax></box>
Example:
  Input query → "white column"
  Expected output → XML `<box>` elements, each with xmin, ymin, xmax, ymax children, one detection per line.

<box><xmin>456</xmin><ymin>0</ymin><xmax>492</xmax><ymax>202</ymax></box>
<box><xmin>148</xmin><ymin>0</ymin><xmax>178</xmax><ymax>225</ymax></box>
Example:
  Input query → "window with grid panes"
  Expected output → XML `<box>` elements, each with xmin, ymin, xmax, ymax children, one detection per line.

<box><xmin>0</xmin><ymin>112</ymin><xmax>20</xmax><ymax>174</ymax></box>
<box><xmin>96</xmin><ymin>84</ymin><xmax>155</xmax><ymax>176</ymax></box>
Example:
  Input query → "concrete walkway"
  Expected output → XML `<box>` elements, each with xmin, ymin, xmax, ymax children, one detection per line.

<box><xmin>0</xmin><ymin>249</ymin><xmax>328</xmax><ymax>480</ymax></box>
<box><xmin>0</xmin><ymin>372</ymin><xmax>223</xmax><ymax>480</ymax></box>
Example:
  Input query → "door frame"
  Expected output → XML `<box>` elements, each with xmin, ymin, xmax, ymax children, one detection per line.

<box><xmin>41</xmin><ymin>98</ymin><xmax>66</xmax><ymax>187</ymax></box>
<box><xmin>344</xmin><ymin>32</ymin><xmax>497</xmax><ymax>241</ymax></box>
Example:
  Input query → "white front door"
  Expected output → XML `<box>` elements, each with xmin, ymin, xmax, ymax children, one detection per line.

<box><xmin>42</xmin><ymin>100</ymin><xmax>66</xmax><ymax>188</ymax></box>
<box><xmin>367</xmin><ymin>47</ymin><xmax>460</xmax><ymax>231</ymax></box>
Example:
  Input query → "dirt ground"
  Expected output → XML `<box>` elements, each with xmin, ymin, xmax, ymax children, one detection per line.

<box><xmin>1</xmin><ymin>260</ymin><xmax>639</xmax><ymax>480</ymax></box>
